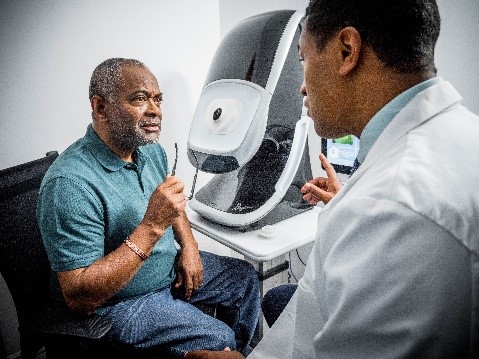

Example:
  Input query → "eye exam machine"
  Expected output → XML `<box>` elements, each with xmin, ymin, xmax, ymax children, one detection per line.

<box><xmin>187</xmin><ymin>10</ymin><xmax>313</xmax><ymax>230</ymax></box>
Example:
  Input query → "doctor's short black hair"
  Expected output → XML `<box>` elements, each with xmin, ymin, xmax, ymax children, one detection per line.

<box><xmin>304</xmin><ymin>0</ymin><xmax>440</xmax><ymax>74</ymax></box>
<box><xmin>89</xmin><ymin>58</ymin><xmax>148</xmax><ymax>100</ymax></box>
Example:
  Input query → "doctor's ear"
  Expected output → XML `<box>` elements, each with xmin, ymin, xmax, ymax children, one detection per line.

<box><xmin>337</xmin><ymin>26</ymin><xmax>361</xmax><ymax>76</ymax></box>
<box><xmin>91</xmin><ymin>95</ymin><xmax>108</xmax><ymax>120</ymax></box>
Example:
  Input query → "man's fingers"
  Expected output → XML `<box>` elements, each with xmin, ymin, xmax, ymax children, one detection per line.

<box><xmin>185</xmin><ymin>349</ymin><xmax>246</xmax><ymax>359</ymax></box>
<box><xmin>191</xmin><ymin>271</ymin><xmax>201</xmax><ymax>290</ymax></box>
<box><xmin>185</xmin><ymin>275</ymin><xmax>194</xmax><ymax>299</ymax></box>
<box><xmin>196</xmin><ymin>272</ymin><xmax>204</xmax><ymax>290</ymax></box>
<box><xmin>175</xmin><ymin>272</ymin><xmax>184</xmax><ymax>288</ymax></box>
<box><xmin>163</xmin><ymin>175</ymin><xmax>185</xmax><ymax>193</ymax></box>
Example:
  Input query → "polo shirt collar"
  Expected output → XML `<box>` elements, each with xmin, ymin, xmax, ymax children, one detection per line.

<box><xmin>84</xmin><ymin>124</ymin><xmax>148</xmax><ymax>172</ymax></box>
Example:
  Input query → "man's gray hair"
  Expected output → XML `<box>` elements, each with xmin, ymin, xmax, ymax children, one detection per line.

<box><xmin>89</xmin><ymin>58</ymin><xmax>147</xmax><ymax>100</ymax></box>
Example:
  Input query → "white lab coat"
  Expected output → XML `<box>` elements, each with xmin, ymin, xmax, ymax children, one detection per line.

<box><xmin>249</xmin><ymin>81</ymin><xmax>479</xmax><ymax>358</ymax></box>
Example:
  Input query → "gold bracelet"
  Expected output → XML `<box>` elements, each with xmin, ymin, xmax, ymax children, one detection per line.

<box><xmin>124</xmin><ymin>237</ymin><xmax>149</xmax><ymax>260</ymax></box>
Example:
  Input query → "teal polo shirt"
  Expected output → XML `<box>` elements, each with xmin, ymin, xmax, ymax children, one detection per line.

<box><xmin>37</xmin><ymin>124</ymin><xmax>177</xmax><ymax>304</ymax></box>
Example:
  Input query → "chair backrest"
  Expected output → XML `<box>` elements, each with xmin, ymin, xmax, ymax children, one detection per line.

<box><xmin>0</xmin><ymin>152</ymin><xmax>58</xmax><ymax>335</ymax></box>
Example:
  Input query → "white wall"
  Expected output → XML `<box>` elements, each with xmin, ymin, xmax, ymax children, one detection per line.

<box><xmin>435</xmin><ymin>0</ymin><xmax>479</xmax><ymax>115</ymax></box>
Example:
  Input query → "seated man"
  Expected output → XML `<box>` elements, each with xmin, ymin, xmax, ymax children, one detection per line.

<box><xmin>37</xmin><ymin>58</ymin><xmax>260</xmax><ymax>358</ymax></box>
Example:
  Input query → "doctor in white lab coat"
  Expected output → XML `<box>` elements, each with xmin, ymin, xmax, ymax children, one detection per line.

<box><xmin>248</xmin><ymin>0</ymin><xmax>479</xmax><ymax>358</ymax></box>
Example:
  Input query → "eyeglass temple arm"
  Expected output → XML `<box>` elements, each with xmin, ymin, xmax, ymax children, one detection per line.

<box><xmin>187</xmin><ymin>150</ymin><xmax>199</xmax><ymax>200</ymax></box>
<box><xmin>171</xmin><ymin>143</ymin><xmax>178</xmax><ymax>176</ymax></box>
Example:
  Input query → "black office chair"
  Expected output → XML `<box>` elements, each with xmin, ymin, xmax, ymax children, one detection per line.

<box><xmin>0</xmin><ymin>151</ymin><xmax>115</xmax><ymax>358</ymax></box>
<box><xmin>0</xmin><ymin>152</ymin><xmax>218</xmax><ymax>358</ymax></box>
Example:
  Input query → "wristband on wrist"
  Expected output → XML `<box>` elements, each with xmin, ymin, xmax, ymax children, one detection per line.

<box><xmin>124</xmin><ymin>237</ymin><xmax>149</xmax><ymax>260</ymax></box>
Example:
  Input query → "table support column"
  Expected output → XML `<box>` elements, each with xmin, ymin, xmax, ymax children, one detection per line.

<box><xmin>245</xmin><ymin>256</ymin><xmax>290</xmax><ymax>346</ymax></box>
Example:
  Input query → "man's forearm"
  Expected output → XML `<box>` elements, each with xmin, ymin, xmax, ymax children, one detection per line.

<box><xmin>57</xmin><ymin>222</ymin><xmax>165</xmax><ymax>315</ymax></box>
<box><xmin>173</xmin><ymin>211</ymin><xmax>198</xmax><ymax>250</ymax></box>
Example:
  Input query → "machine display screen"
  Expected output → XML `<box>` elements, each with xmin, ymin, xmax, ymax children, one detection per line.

<box><xmin>321</xmin><ymin>135</ymin><xmax>360</xmax><ymax>174</ymax></box>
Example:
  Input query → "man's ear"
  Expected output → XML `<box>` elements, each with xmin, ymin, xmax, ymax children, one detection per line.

<box><xmin>91</xmin><ymin>95</ymin><xmax>108</xmax><ymax>121</ymax></box>
<box><xmin>337</xmin><ymin>26</ymin><xmax>362</xmax><ymax>76</ymax></box>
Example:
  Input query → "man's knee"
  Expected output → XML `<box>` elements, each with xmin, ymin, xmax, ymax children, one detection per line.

<box><xmin>235</xmin><ymin>259</ymin><xmax>259</xmax><ymax>286</ymax></box>
<box><xmin>205</xmin><ymin>324</ymin><xmax>236</xmax><ymax>350</ymax></box>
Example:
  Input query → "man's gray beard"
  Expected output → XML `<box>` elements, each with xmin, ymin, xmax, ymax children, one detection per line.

<box><xmin>111</xmin><ymin>121</ymin><xmax>159</xmax><ymax>152</ymax></box>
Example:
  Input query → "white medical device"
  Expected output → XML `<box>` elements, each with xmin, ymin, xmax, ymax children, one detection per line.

<box><xmin>187</xmin><ymin>10</ymin><xmax>313</xmax><ymax>229</ymax></box>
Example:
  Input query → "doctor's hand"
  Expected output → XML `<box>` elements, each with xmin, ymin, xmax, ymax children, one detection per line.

<box><xmin>301</xmin><ymin>153</ymin><xmax>342</xmax><ymax>205</ymax></box>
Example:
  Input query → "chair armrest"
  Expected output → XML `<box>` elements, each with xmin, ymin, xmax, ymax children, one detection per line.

<box><xmin>28</xmin><ymin>307</ymin><xmax>112</xmax><ymax>340</ymax></box>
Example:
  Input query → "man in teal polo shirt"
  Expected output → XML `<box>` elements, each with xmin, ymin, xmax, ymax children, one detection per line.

<box><xmin>37</xmin><ymin>58</ymin><xmax>259</xmax><ymax>358</ymax></box>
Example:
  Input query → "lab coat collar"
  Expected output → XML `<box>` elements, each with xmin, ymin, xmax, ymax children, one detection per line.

<box><xmin>361</xmin><ymin>80</ymin><xmax>462</xmax><ymax>175</ymax></box>
<box><xmin>331</xmin><ymin>80</ymin><xmax>462</xmax><ymax>205</ymax></box>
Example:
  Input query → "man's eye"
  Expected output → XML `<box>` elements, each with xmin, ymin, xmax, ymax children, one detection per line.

<box><xmin>154</xmin><ymin>98</ymin><xmax>162</xmax><ymax>105</ymax></box>
<box><xmin>134</xmin><ymin>95</ymin><xmax>147</xmax><ymax>102</ymax></box>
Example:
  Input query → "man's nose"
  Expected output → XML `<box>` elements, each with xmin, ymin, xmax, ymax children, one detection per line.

<box><xmin>146</xmin><ymin>98</ymin><xmax>162</xmax><ymax>118</ymax></box>
<box><xmin>300</xmin><ymin>81</ymin><xmax>307</xmax><ymax>97</ymax></box>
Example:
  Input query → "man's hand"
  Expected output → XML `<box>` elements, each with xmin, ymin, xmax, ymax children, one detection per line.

<box><xmin>301</xmin><ymin>153</ymin><xmax>342</xmax><ymax>205</ymax></box>
<box><xmin>142</xmin><ymin>175</ymin><xmax>186</xmax><ymax>235</ymax></box>
<box><xmin>185</xmin><ymin>348</ymin><xmax>245</xmax><ymax>359</ymax></box>
<box><xmin>174</xmin><ymin>245</ymin><xmax>204</xmax><ymax>300</ymax></box>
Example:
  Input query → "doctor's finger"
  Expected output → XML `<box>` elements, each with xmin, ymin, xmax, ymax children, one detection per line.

<box><xmin>308</xmin><ymin>176</ymin><xmax>328</xmax><ymax>189</ymax></box>
<box><xmin>303</xmin><ymin>192</ymin><xmax>320</xmax><ymax>205</ymax></box>
<box><xmin>319</xmin><ymin>154</ymin><xmax>339</xmax><ymax>182</ymax></box>
<box><xmin>303</xmin><ymin>183</ymin><xmax>329</xmax><ymax>204</ymax></box>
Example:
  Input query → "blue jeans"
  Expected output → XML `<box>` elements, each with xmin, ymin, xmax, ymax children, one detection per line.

<box><xmin>97</xmin><ymin>251</ymin><xmax>260</xmax><ymax>357</ymax></box>
<box><xmin>262</xmin><ymin>283</ymin><xmax>297</xmax><ymax>327</ymax></box>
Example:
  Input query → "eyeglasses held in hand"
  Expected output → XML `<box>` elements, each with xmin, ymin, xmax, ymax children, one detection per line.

<box><xmin>171</xmin><ymin>143</ymin><xmax>198</xmax><ymax>200</ymax></box>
